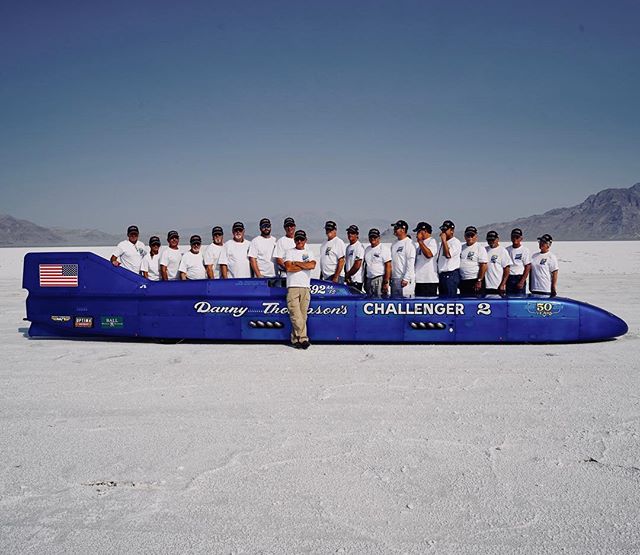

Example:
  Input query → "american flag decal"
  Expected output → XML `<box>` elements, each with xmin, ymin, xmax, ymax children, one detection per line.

<box><xmin>39</xmin><ymin>264</ymin><xmax>79</xmax><ymax>287</ymax></box>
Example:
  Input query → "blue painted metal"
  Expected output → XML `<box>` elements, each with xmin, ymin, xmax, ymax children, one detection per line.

<box><xmin>23</xmin><ymin>252</ymin><xmax>628</xmax><ymax>343</ymax></box>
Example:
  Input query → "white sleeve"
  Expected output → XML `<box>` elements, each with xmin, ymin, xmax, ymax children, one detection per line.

<box><xmin>203</xmin><ymin>246</ymin><xmax>213</xmax><ymax>265</ymax></box>
<box><xmin>549</xmin><ymin>254</ymin><xmax>559</xmax><ymax>272</ymax></box>
<box><xmin>158</xmin><ymin>250</ymin><xmax>168</xmax><ymax>266</ymax></box>
<box><xmin>405</xmin><ymin>242</ymin><xmax>416</xmax><ymax>280</ymax></box>
<box><xmin>355</xmin><ymin>243</ymin><xmax>364</xmax><ymax>260</ymax></box>
<box><xmin>336</xmin><ymin>240</ymin><xmax>346</xmax><ymax>259</ymax></box>
<box><xmin>449</xmin><ymin>239</ymin><xmax>461</xmax><ymax>259</ymax></box>
<box><xmin>477</xmin><ymin>246</ymin><xmax>488</xmax><ymax>263</ymax></box>
<box><xmin>248</xmin><ymin>239</ymin><xmax>258</xmax><ymax>258</ymax></box>
<box><xmin>112</xmin><ymin>242</ymin><xmax>124</xmax><ymax>258</ymax></box>
<box><xmin>522</xmin><ymin>247</ymin><xmax>532</xmax><ymax>265</ymax></box>
<box><xmin>382</xmin><ymin>245</ymin><xmax>392</xmax><ymax>263</ymax></box>
<box><xmin>218</xmin><ymin>245</ymin><xmax>229</xmax><ymax>266</ymax></box>
<box><xmin>178</xmin><ymin>256</ymin><xmax>188</xmax><ymax>273</ymax></box>
<box><xmin>140</xmin><ymin>255</ymin><xmax>149</xmax><ymax>272</ymax></box>
<box><xmin>502</xmin><ymin>250</ymin><xmax>511</xmax><ymax>268</ymax></box>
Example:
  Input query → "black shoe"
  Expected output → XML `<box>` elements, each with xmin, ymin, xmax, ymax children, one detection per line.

<box><xmin>300</xmin><ymin>341</ymin><xmax>310</xmax><ymax>350</ymax></box>
<box><xmin>291</xmin><ymin>342</ymin><xmax>302</xmax><ymax>349</ymax></box>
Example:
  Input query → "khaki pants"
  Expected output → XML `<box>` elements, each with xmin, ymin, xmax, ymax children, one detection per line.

<box><xmin>286</xmin><ymin>287</ymin><xmax>311</xmax><ymax>344</ymax></box>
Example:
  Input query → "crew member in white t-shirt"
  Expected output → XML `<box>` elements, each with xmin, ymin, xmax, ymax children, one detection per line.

<box><xmin>284</xmin><ymin>229</ymin><xmax>316</xmax><ymax>349</ymax></box>
<box><xmin>390</xmin><ymin>219</ymin><xmax>416</xmax><ymax>298</ymax></box>
<box><xmin>204</xmin><ymin>226</ymin><xmax>224</xmax><ymax>279</ymax></box>
<box><xmin>219</xmin><ymin>222</ymin><xmax>251</xmax><ymax>278</ymax></box>
<box><xmin>484</xmin><ymin>230</ymin><xmax>511</xmax><ymax>295</ymax></box>
<box><xmin>140</xmin><ymin>235</ymin><xmax>161</xmax><ymax>281</ymax></box>
<box><xmin>344</xmin><ymin>224</ymin><xmax>365</xmax><ymax>291</ymax></box>
<box><xmin>436</xmin><ymin>220</ymin><xmax>462</xmax><ymax>298</ymax></box>
<box><xmin>179</xmin><ymin>235</ymin><xmax>207</xmax><ymax>280</ymax></box>
<box><xmin>159</xmin><ymin>230</ymin><xmax>183</xmax><ymax>281</ymax></box>
<box><xmin>413</xmin><ymin>221</ymin><xmax>439</xmax><ymax>297</ymax></box>
<box><xmin>248</xmin><ymin>218</ymin><xmax>277</xmax><ymax>278</ymax></box>
<box><xmin>320</xmin><ymin>221</ymin><xmax>346</xmax><ymax>282</ymax></box>
<box><xmin>506</xmin><ymin>228</ymin><xmax>531</xmax><ymax>296</ymax></box>
<box><xmin>458</xmin><ymin>226</ymin><xmax>488</xmax><ymax>295</ymax></box>
<box><xmin>111</xmin><ymin>225</ymin><xmax>147</xmax><ymax>274</ymax></box>
<box><xmin>363</xmin><ymin>228</ymin><xmax>391</xmax><ymax>297</ymax></box>
<box><xmin>530</xmin><ymin>234</ymin><xmax>559</xmax><ymax>296</ymax></box>
<box><xmin>273</xmin><ymin>217</ymin><xmax>296</xmax><ymax>277</ymax></box>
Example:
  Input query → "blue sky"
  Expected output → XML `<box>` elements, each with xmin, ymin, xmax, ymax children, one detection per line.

<box><xmin>1</xmin><ymin>0</ymin><xmax>639</xmax><ymax>234</ymax></box>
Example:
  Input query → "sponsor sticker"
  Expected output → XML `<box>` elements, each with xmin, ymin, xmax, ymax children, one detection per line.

<box><xmin>50</xmin><ymin>315</ymin><xmax>71</xmax><ymax>322</ymax></box>
<box><xmin>101</xmin><ymin>316</ymin><xmax>124</xmax><ymax>329</ymax></box>
<box><xmin>74</xmin><ymin>316</ymin><xmax>93</xmax><ymax>328</ymax></box>
<box><xmin>527</xmin><ymin>302</ymin><xmax>562</xmax><ymax>317</ymax></box>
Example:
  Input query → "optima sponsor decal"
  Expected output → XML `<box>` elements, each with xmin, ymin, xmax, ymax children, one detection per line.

<box><xmin>363</xmin><ymin>302</ymin><xmax>465</xmax><ymax>316</ymax></box>
<box><xmin>74</xmin><ymin>316</ymin><xmax>93</xmax><ymax>328</ymax></box>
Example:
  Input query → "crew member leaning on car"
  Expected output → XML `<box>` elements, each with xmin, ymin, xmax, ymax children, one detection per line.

<box><xmin>111</xmin><ymin>225</ymin><xmax>147</xmax><ymax>274</ymax></box>
<box><xmin>530</xmin><ymin>234</ymin><xmax>559</xmax><ymax>297</ymax></box>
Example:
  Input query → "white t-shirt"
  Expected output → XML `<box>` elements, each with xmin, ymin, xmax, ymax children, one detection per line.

<box><xmin>159</xmin><ymin>247</ymin><xmax>183</xmax><ymax>281</ymax></box>
<box><xmin>140</xmin><ymin>253</ymin><xmax>160</xmax><ymax>281</ymax></box>
<box><xmin>484</xmin><ymin>245</ymin><xmax>511</xmax><ymax>289</ymax></box>
<box><xmin>436</xmin><ymin>237</ymin><xmax>462</xmax><ymax>273</ymax></box>
<box><xmin>112</xmin><ymin>240</ymin><xmax>147</xmax><ymax>274</ymax></box>
<box><xmin>459</xmin><ymin>242</ymin><xmax>489</xmax><ymax>280</ymax></box>
<box><xmin>203</xmin><ymin>243</ymin><xmax>223</xmax><ymax>278</ymax></box>
<box><xmin>530</xmin><ymin>251</ymin><xmax>559</xmax><ymax>293</ymax></box>
<box><xmin>219</xmin><ymin>239</ymin><xmax>251</xmax><ymax>278</ymax></box>
<box><xmin>320</xmin><ymin>236</ymin><xmax>346</xmax><ymax>278</ymax></box>
<box><xmin>506</xmin><ymin>245</ymin><xmax>532</xmax><ymax>277</ymax></box>
<box><xmin>345</xmin><ymin>240</ymin><xmax>365</xmax><ymax>283</ymax></box>
<box><xmin>414</xmin><ymin>237</ymin><xmax>439</xmax><ymax>284</ymax></box>
<box><xmin>178</xmin><ymin>251</ymin><xmax>207</xmax><ymax>280</ymax></box>
<box><xmin>284</xmin><ymin>247</ymin><xmax>316</xmax><ymax>288</ymax></box>
<box><xmin>364</xmin><ymin>244</ymin><xmax>391</xmax><ymax>279</ymax></box>
<box><xmin>391</xmin><ymin>237</ymin><xmax>416</xmax><ymax>281</ymax></box>
<box><xmin>248</xmin><ymin>235</ymin><xmax>277</xmax><ymax>277</ymax></box>
<box><xmin>273</xmin><ymin>236</ymin><xmax>296</xmax><ymax>261</ymax></box>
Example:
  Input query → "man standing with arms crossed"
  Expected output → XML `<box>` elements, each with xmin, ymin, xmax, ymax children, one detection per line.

<box><xmin>436</xmin><ymin>220</ymin><xmax>462</xmax><ymax>298</ymax></box>
<box><xmin>344</xmin><ymin>224</ymin><xmax>365</xmax><ymax>291</ymax></box>
<box><xmin>284</xmin><ymin>229</ymin><xmax>316</xmax><ymax>350</ymax></box>
<box><xmin>413</xmin><ymin>221</ymin><xmax>439</xmax><ymax>297</ymax></box>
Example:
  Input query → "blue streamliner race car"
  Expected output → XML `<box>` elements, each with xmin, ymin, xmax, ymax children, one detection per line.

<box><xmin>23</xmin><ymin>252</ymin><xmax>628</xmax><ymax>343</ymax></box>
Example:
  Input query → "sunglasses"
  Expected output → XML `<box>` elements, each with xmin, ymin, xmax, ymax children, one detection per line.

<box><xmin>464</xmin><ymin>232</ymin><xmax>476</xmax><ymax>238</ymax></box>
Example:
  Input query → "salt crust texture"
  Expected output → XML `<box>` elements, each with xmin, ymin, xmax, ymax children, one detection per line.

<box><xmin>1</xmin><ymin>242</ymin><xmax>639</xmax><ymax>554</ymax></box>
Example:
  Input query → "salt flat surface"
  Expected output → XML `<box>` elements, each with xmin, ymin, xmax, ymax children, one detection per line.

<box><xmin>1</xmin><ymin>243</ymin><xmax>639</xmax><ymax>554</ymax></box>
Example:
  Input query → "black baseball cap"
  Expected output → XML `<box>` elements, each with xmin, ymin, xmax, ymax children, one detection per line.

<box><xmin>294</xmin><ymin>229</ymin><xmax>307</xmax><ymax>240</ymax></box>
<box><xmin>439</xmin><ymin>220</ymin><xmax>455</xmax><ymax>231</ymax></box>
<box><xmin>149</xmin><ymin>235</ymin><xmax>161</xmax><ymax>246</ymax></box>
<box><xmin>538</xmin><ymin>233</ymin><xmax>553</xmax><ymax>244</ymax></box>
<box><xmin>391</xmin><ymin>219</ymin><xmax>408</xmax><ymax>231</ymax></box>
<box><xmin>259</xmin><ymin>218</ymin><xmax>271</xmax><ymax>229</ymax></box>
<box><xmin>232</xmin><ymin>221</ymin><xmax>244</xmax><ymax>232</ymax></box>
<box><xmin>167</xmin><ymin>230</ymin><xmax>179</xmax><ymax>240</ymax></box>
<box><xmin>464</xmin><ymin>226</ymin><xmax>478</xmax><ymax>235</ymax></box>
<box><xmin>368</xmin><ymin>228</ymin><xmax>381</xmax><ymax>238</ymax></box>
<box><xmin>211</xmin><ymin>226</ymin><xmax>223</xmax><ymax>236</ymax></box>
<box><xmin>486</xmin><ymin>230</ymin><xmax>499</xmax><ymax>240</ymax></box>
<box><xmin>511</xmin><ymin>228</ymin><xmax>523</xmax><ymax>237</ymax></box>
<box><xmin>346</xmin><ymin>224</ymin><xmax>359</xmax><ymax>234</ymax></box>
<box><xmin>413</xmin><ymin>221</ymin><xmax>432</xmax><ymax>233</ymax></box>
<box><xmin>324</xmin><ymin>220</ymin><xmax>337</xmax><ymax>231</ymax></box>
<box><xmin>283</xmin><ymin>217</ymin><xmax>296</xmax><ymax>227</ymax></box>
<box><xmin>190</xmin><ymin>234</ymin><xmax>202</xmax><ymax>245</ymax></box>
<box><xmin>127</xmin><ymin>225</ymin><xmax>139</xmax><ymax>235</ymax></box>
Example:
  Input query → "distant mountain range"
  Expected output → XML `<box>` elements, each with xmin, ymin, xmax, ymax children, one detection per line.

<box><xmin>476</xmin><ymin>182</ymin><xmax>640</xmax><ymax>241</ymax></box>
<box><xmin>2</xmin><ymin>182</ymin><xmax>639</xmax><ymax>246</ymax></box>
<box><xmin>0</xmin><ymin>214</ymin><xmax>119</xmax><ymax>247</ymax></box>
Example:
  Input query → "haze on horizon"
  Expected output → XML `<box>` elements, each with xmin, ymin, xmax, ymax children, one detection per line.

<box><xmin>1</xmin><ymin>1</ymin><xmax>639</xmax><ymax>234</ymax></box>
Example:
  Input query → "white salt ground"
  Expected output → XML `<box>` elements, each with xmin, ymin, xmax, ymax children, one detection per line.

<box><xmin>0</xmin><ymin>242</ymin><xmax>639</xmax><ymax>554</ymax></box>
